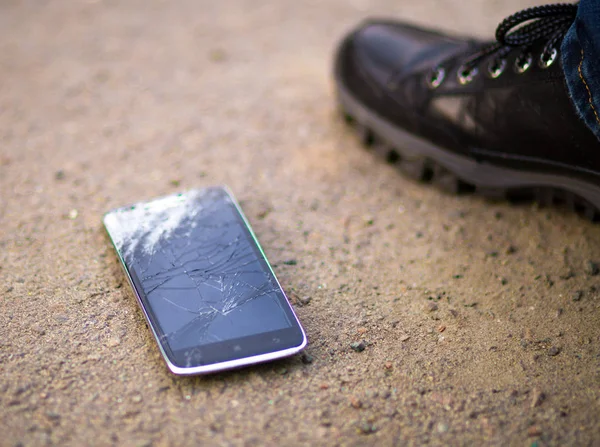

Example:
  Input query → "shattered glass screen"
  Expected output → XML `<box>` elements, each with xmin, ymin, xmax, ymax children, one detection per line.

<box><xmin>104</xmin><ymin>188</ymin><xmax>300</xmax><ymax>366</ymax></box>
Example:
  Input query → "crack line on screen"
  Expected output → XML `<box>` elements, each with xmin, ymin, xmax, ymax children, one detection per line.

<box><xmin>117</xmin><ymin>190</ymin><xmax>283</xmax><ymax>359</ymax></box>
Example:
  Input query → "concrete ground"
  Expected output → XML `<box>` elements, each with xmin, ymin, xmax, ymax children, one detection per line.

<box><xmin>1</xmin><ymin>0</ymin><xmax>599</xmax><ymax>445</ymax></box>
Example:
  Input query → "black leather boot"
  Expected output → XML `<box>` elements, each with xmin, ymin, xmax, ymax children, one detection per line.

<box><xmin>334</xmin><ymin>3</ymin><xmax>600</xmax><ymax>219</ymax></box>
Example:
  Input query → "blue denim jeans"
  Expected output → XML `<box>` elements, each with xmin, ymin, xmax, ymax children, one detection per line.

<box><xmin>562</xmin><ymin>0</ymin><xmax>600</xmax><ymax>141</ymax></box>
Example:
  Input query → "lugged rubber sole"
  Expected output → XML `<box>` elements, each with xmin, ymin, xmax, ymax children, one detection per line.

<box><xmin>336</xmin><ymin>81</ymin><xmax>600</xmax><ymax>221</ymax></box>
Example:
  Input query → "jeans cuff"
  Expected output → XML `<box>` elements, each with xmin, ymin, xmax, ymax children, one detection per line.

<box><xmin>562</xmin><ymin>19</ymin><xmax>600</xmax><ymax>142</ymax></box>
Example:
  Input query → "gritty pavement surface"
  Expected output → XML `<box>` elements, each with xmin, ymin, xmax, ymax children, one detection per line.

<box><xmin>1</xmin><ymin>0</ymin><xmax>600</xmax><ymax>445</ymax></box>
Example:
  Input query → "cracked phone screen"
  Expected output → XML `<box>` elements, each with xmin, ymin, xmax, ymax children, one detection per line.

<box><xmin>104</xmin><ymin>188</ymin><xmax>298</xmax><ymax>367</ymax></box>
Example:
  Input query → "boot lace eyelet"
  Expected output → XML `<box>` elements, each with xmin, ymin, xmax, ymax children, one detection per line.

<box><xmin>457</xmin><ymin>65</ymin><xmax>478</xmax><ymax>85</ymax></box>
<box><xmin>426</xmin><ymin>67</ymin><xmax>446</xmax><ymax>89</ymax></box>
<box><xmin>487</xmin><ymin>58</ymin><xmax>506</xmax><ymax>79</ymax></box>
<box><xmin>514</xmin><ymin>53</ymin><xmax>533</xmax><ymax>74</ymax></box>
<box><xmin>539</xmin><ymin>47</ymin><xmax>558</xmax><ymax>69</ymax></box>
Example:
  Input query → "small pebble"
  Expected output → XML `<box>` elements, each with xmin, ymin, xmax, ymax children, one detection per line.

<box><xmin>209</xmin><ymin>421</ymin><xmax>223</xmax><ymax>433</ymax></box>
<box><xmin>257</xmin><ymin>207</ymin><xmax>272</xmax><ymax>219</ymax></box>
<box><xmin>572</xmin><ymin>290</ymin><xmax>584</xmax><ymax>302</ymax></box>
<box><xmin>300</xmin><ymin>353</ymin><xmax>314</xmax><ymax>364</ymax></box>
<box><xmin>544</xmin><ymin>275</ymin><xmax>555</xmax><ymax>287</ymax></box>
<box><xmin>585</xmin><ymin>260</ymin><xmax>599</xmax><ymax>276</ymax></box>
<box><xmin>350</xmin><ymin>341</ymin><xmax>366</xmax><ymax>352</ymax></box>
<box><xmin>436</xmin><ymin>422</ymin><xmax>449</xmax><ymax>433</ymax></box>
<box><xmin>31</xmin><ymin>326</ymin><xmax>45</xmax><ymax>336</ymax></box>
<box><xmin>350</xmin><ymin>396</ymin><xmax>363</xmax><ymax>409</ymax></box>
<box><xmin>528</xmin><ymin>425</ymin><xmax>542</xmax><ymax>437</ymax></box>
<box><xmin>425</xmin><ymin>302</ymin><xmax>439</xmax><ymax>312</ymax></box>
<box><xmin>106</xmin><ymin>337</ymin><xmax>121</xmax><ymax>347</ymax></box>
<box><xmin>46</xmin><ymin>412</ymin><xmax>61</xmax><ymax>421</ymax></box>
<box><xmin>530</xmin><ymin>388</ymin><xmax>545</xmax><ymax>408</ymax></box>
<box><xmin>299</xmin><ymin>295</ymin><xmax>311</xmax><ymax>306</ymax></box>
<box><xmin>548</xmin><ymin>346</ymin><xmax>561</xmax><ymax>356</ymax></box>
<box><xmin>357</xmin><ymin>421</ymin><xmax>377</xmax><ymax>434</ymax></box>
<box><xmin>319</xmin><ymin>410</ymin><xmax>332</xmax><ymax>427</ymax></box>
<box><xmin>400</xmin><ymin>335</ymin><xmax>410</xmax><ymax>342</ymax></box>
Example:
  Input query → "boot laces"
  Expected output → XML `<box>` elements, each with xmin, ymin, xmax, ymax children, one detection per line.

<box><xmin>428</xmin><ymin>3</ymin><xmax>578</xmax><ymax>87</ymax></box>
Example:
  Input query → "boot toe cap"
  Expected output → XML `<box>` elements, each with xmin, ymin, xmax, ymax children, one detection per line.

<box><xmin>335</xmin><ymin>20</ymin><xmax>476</xmax><ymax>91</ymax></box>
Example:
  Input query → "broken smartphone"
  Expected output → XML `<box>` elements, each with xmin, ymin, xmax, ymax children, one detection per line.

<box><xmin>103</xmin><ymin>187</ymin><xmax>307</xmax><ymax>375</ymax></box>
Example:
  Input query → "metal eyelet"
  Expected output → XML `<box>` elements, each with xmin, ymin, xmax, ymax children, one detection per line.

<box><xmin>539</xmin><ymin>47</ymin><xmax>558</xmax><ymax>69</ymax></box>
<box><xmin>514</xmin><ymin>53</ymin><xmax>533</xmax><ymax>74</ymax></box>
<box><xmin>487</xmin><ymin>58</ymin><xmax>506</xmax><ymax>79</ymax></box>
<box><xmin>457</xmin><ymin>65</ymin><xmax>478</xmax><ymax>85</ymax></box>
<box><xmin>426</xmin><ymin>67</ymin><xmax>446</xmax><ymax>89</ymax></box>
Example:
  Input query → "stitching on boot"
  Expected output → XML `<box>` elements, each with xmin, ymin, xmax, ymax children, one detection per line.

<box><xmin>578</xmin><ymin>49</ymin><xmax>600</xmax><ymax>125</ymax></box>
